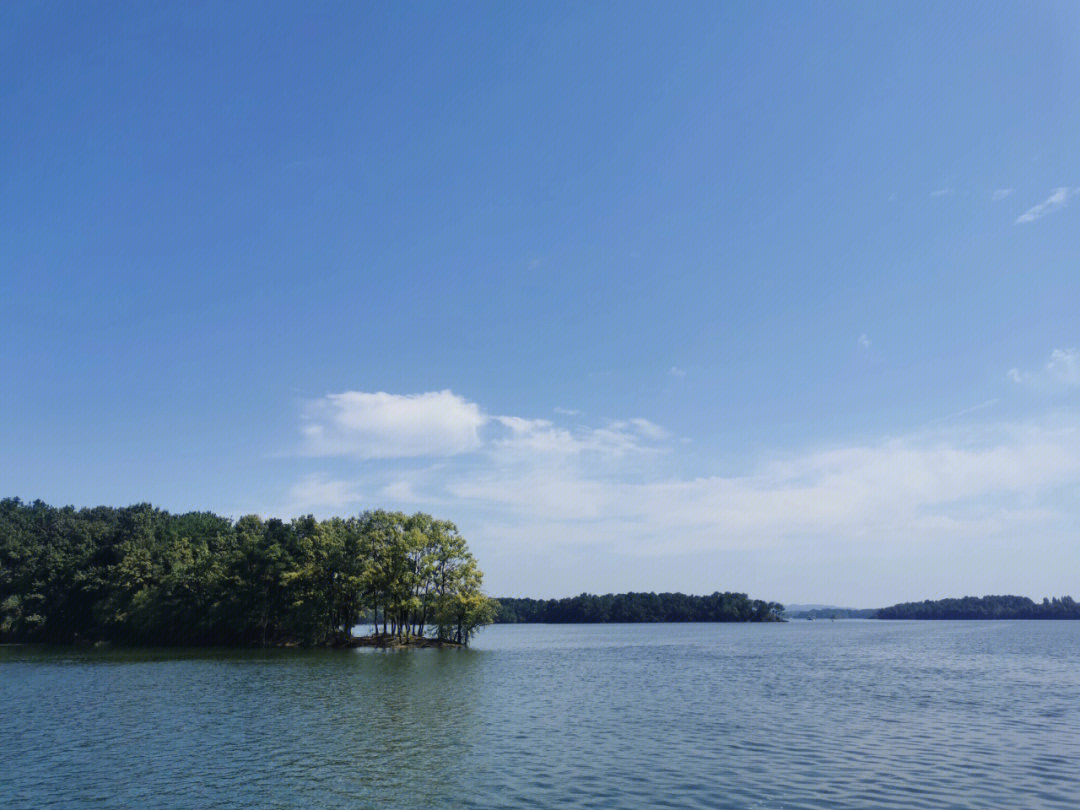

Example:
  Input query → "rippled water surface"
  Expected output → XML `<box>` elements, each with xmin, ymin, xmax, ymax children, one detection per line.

<box><xmin>3</xmin><ymin>621</ymin><xmax>1079</xmax><ymax>809</ymax></box>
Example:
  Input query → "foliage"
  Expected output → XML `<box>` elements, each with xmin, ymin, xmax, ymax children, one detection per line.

<box><xmin>876</xmin><ymin>594</ymin><xmax>1080</xmax><ymax>620</ymax></box>
<box><xmin>494</xmin><ymin>592</ymin><xmax>784</xmax><ymax>623</ymax></box>
<box><xmin>0</xmin><ymin>499</ymin><xmax>494</xmax><ymax>646</ymax></box>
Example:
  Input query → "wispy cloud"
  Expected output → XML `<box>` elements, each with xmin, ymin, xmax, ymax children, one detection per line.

<box><xmin>1009</xmin><ymin>348</ymin><xmax>1080</xmax><ymax>388</ymax></box>
<box><xmin>625</xmin><ymin>418</ymin><xmax>670</xmax><ymax>441</ymax></box>
<box><xmin>285</xmin><ymin>473</ymin><xmax>364</xmax><ymax>512</ymax></box>
<box><xmin>857</xmin><ymin>334</ymin><xmax>872</xmax><ymax>350</ymax></box>
<box><xmin>669</xmin><ymin>366</ymin><xmax>686</xmax><ymax>378</ymax></box>
<box><xmin>491</xmin><ymin>415</ymin><xmax>669</xmax><ymax>458</ymax></box>
<box><xmin>928</xmin><ymin>399</ymin><xmax>999</xmax><ymax>425</ymax></box>
<box><xmin>930</xmin><ymin>188</ymin><xmax>954</xmax><ymax>197</ymax></box>
<box><xmin>1015</xmin><ymin>187</ymin><xmax>1078</xmax><ymax>224</ymax></box>
<box><xmin>992</xmin><ymin>188</ymin><xmax>1013</xmax><ymax>201</ymax></box>
<box><xmin>553</xmin><ymin>406</ymin><xmax>582</xmax><ymax>416</ymax></box>
<box><xmin>1046</xmin><ymin>348</ymin><xmax>1080</xmax><ymax>386</ymax></box>
<box><xmin>381</xmin><ymin>480</ymin><xmax>422</xmax><ymax>502</ymax></box>
<box><xmin>449</xmin><ymin>416</ymin><xmax>1080</xmax><ymax>555</ymax></box>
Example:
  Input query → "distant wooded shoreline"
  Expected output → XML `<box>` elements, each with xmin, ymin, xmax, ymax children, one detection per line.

<box><xmin>874</xmin><ymin>595</ymin><xmax>1079</xmax><ymax>620</ymax></box>
<box><xmin>492</xmin><ymin>594</ymin><xmax>1080</xmax><ymax>623</ymax></box>
<box><xmin>494</xmin><ymin>593</ymin><xmax>784</xmax><ymax>623</ymax></box>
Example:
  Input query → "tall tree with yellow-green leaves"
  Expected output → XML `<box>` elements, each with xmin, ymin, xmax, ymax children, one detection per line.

<box><xmin>356</xmin><ymin>510</ymin><xmax>496</xmax><ymax>644</ymax></box>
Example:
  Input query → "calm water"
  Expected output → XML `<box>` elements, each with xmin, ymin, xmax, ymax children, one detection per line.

<box><xmin>3</xmin><ymin>621</ymin><xmax>1079</xmax><ymax>809</ymax></box>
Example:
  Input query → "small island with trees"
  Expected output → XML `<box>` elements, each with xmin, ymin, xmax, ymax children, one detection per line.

<box><xmin>0</xmin><ymin>499</ymin><xmax>497</xmax><ymax>647</ymax></box>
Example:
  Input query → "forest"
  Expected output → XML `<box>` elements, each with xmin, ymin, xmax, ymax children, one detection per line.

<box><xmin>495</xmin><ymin>592</ymin><xmax>784</xmax><ymax>623</ymax></box>
<box><xmin>876</xmin><ymin>594</ymin><xmax>1080</xmax><ymax>620</ymax></box>
<box><xmin>0</xmin><ymin>498</ymin><xmax>496</xmax><ymax>647</ymax></box>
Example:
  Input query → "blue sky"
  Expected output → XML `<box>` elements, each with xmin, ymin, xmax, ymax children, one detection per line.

<box><xmin>3</xmin><ymin>1</ymin><xmax>1080</xmax><ymax>605</ymax></box>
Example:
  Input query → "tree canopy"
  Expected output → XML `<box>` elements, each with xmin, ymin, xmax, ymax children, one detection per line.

<box><xmin>0</xmin><ymin>498</ymin><xmax>496</xmax><ymax>646</ymax></box>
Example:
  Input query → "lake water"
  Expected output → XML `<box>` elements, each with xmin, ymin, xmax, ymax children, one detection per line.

<box><xmin>2</xmin><ymin>621</ymin><xmax>1079</xmax><ymax>809</ymax></box>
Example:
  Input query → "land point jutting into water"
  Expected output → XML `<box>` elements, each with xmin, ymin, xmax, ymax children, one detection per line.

<box><xmin>2</xmin><ymin>499</ymin><xmax>1077</xmax><ymax>649</ymax></box>
<box><xmin>0</xmin><ymin>499</ymin><xmax>497</xmax><ymax>647</ymax></box>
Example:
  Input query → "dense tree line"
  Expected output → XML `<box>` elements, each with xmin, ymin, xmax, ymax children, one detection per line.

<box><xmin>494</xmin><ymin>592</ymin><xmax>784</xmax><ymax>623</ymax></box>
<box><xmin>0</xmin><ymin>499</ymin><xmax>496</xmax><ymax>646</ymax></box>
<box><xmin>877</xmin><ymin>594</ymin><xmax>1080</xmax><ymax>620</ymax></box>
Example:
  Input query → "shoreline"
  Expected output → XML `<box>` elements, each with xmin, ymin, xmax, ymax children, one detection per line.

<box><xmin>341</xmin><ymin>634</ymin><xmax>464</xmax><ymax>649</ymax></box>
<box><xmin>0</xmin><ymin>635</ymin><xmax>465</xmax><ymax>650</ymax></box>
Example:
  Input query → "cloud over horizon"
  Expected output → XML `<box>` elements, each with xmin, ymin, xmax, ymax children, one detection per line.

<box><xmin>283</xmin><ymin>389</ymin><xmax>1080</xmax><ymax>566</ymax></box>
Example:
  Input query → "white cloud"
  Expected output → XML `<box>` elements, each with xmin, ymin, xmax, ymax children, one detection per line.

<box><xmin>300</xmin><ymin>389</ymin><xmax>670</xmax><ymax>463</ymax></box>
<box><xmin>553</xmin><ymin>406</ymin><xmax>582</xmax><ymax>416</ymax></box>
<box><xmin>669</xmin><ymin>366</ymin><xmax>686</xmax><ymax>377</ymax></box>
<box><xmin>628</xmin><ymin>418</ymin><xmax>670</xmax><ymax>440</ymax></box>
<box><xmin>1046</xmin><ymin>348</ymin><xmax>1080</xmax><ymax>386</ymax></box>
<box><xmin>381</xmin><ymin>480</ymin><xmax>421</xmax><ymax>502</ymax></box>
<box><xmin>491</xmin><ymin>415</ymin><xmax>668</xmax><ymax>458</ymax></box>
<box><xmin>992</xmin><ymin>188</ymin><xmax>1013</xmax><ymax>201</ymax></box>
<box><xmin>491</xmin><ymin>416</ymin><xmax>576</xmax><ymax>456</ymax></box>
<box><xmin>448</xmin><ymin>416</ymin><xmax>1080</xmax><ymax>555</ymax></box>
<box><xmin>930</xmin><ymin>188</ymin><xmax>954</xmax><ymax>197</ymax></box>
<box><xmin>1015</xmin><ymin>187</ymin><xmax>1078</xmax><ymax>223</ymax></box>
<box><xmin>285</xmin><ymin>391</ymin><xmax>1080</xmax><ymax>565</ymax></box>
<box><xmin>301</xmin><ymin>390</ymin><xmax>486</xmax><ymax>458</ymax></box>
<box><xmin>1008</xmin><ymin>348</ymin><xmax>1080</xmax><ymax>388</ymax></box>
<box><xmin>858</xmin><ymin>334</ymin><xmax>871</xmax><ymax>350</ymax></box>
